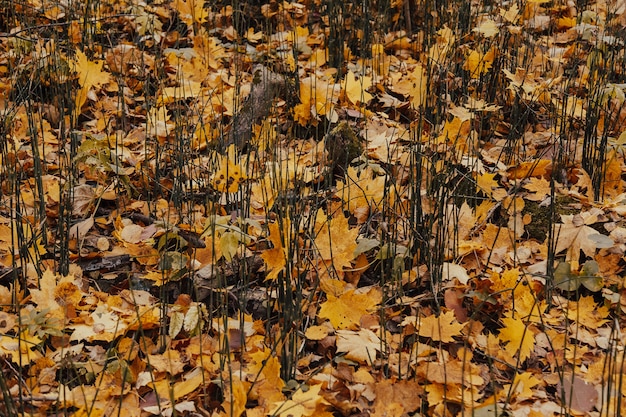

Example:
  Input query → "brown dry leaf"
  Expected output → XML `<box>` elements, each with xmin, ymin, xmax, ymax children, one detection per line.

<box><xmin>444</xmin><ymin>289</ymin><xmax>468</xmax><ymax>322</ymax></box>
<box><xmin>554</xmin><ymin>210</ymin><xmax>612</xmax><ymax>269</ymax></box>
<box><xmin>415</xmin><ymin>357</ymin><xmax>484</xmax><ymax>386</ymax></box>
<box><xmin>557</xmin><ymin>374</ymin><xmax>598</xmax><ymax>414</ymax></box>
<box><xmin>147</xmin><ymin>349</ymin><xmax>186</xmax><ymax>375</ymax></box>
<box><xmin>371</xmin><ymin>379</ymin><xmax>423</xmax><ymax>417</ymax></box>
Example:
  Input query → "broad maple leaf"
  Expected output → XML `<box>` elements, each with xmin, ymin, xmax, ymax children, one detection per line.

<box><xmin>222</xmin><ymin>375</ymin><xmax>247</xmax><ymax>417</ymax></box>
<box><xmin>269</xmin><ymin>383</ymin><xmax>329</xmax><ymax>417</ymax></box>
<box><xmin>174</xmin><ymin>0</ymin><xmax>209</xmax><ymax>27</ymax></box>
<box><xmin>337</xmin><ymin>166</ymin><xmax>387</xmax><ymax>221</ymax></box>
<box><xmin>523</xmin><ymin>177</ymin><xmax>551</xmax><ymax>201</ymax></box>
<box><xmin>295</xmin><ymin>75</ymin><xmax>340</xmax><ymax>125</ymax></box>
<box><xmin>428</xmin><ymin>27</ymin><xmax>455</xmax><ymax>65</ymax></box>
<box><xmin>553</xmin><ymin>209</ymin><xmax>613</xmax><ymax>269</ymax></box>
<box><xmin>73</xmin><ymin>49</ymin><xmax>111</xmax><ymax>115</ymax></box>
<box><xmin>212</xmin><ymin>151</ymin><xmax>247</xmax><ymax>193</ymax></box>
<box><xmin>336</xmin><ymin>329</ymin><xmax>381</xmax><ymax>365</ymax></box>
<box><xmin>318</xmin><ymin>286</ymin><xmax>381</xmax><ymax>330</ymax></box>
<box><xmin>464</xmin><ymin>48</ymin><xmax>495</xmax><ymax>79</ymax></box>
<box><xmin>246</xmin><ymin>348</ymin><xmax>285</xmax><ymax>391</ymax></box>
<box><xmin>498</xmin><ymin>316</ymin><xmax>535</xmax><ymax>362</ymax></box>
<box><xmin>260</xmin><ymin>221</ymin><xmax>288</xmax><ymax>281</ymax></box>
<box><xmin>566</xmin><ymin>295</ymin><xmax>610</xmax><ymax>329</ymax></box>
<box><xmin>314</xmin><ymin>211</ymin><xmax>359</xmax><ymax>270</ymax></box>
<box><xmin>411</xmin><ymin>310</ymin><xmax>464</xmax><ymax>343</ymax></box>
<box><xmin>507</xmin><ymin>372</ymin><xmax>541</xmax><ymax>400</ymax></box>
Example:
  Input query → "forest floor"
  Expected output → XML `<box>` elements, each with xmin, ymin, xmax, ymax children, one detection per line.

<box><xmin>0</xmin><ymin>0</ymin><xmax>626</xmax><ymax>416</ymax></box>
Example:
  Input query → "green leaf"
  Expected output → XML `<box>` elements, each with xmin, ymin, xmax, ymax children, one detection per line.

<box><xmin>554</xmin><ymin>261</ymin><xmax>579</xmax><ymax>291</ymax></box>
<box><xmin>580</xmin><ymin>260</ymin><xmax>603</xmax><ymax>292</ymax></box>
<box><xmin>354</xmin><ymin>238</ymin><xmax>379</xmax><ymax>256</ymax></box>
<box><xmin>159</xmin><ymin>251</ymin><xmax>188</xmax><ymax>272</ymax></box>
<box><xmin>554</xmin><ymin>260</ymin><xmax>602</xmax><ymax>292</ymax></box>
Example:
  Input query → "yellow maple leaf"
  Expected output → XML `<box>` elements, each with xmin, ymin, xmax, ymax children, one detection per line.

<box><xmin>436</xmin><ymin>116</ymin><xmax>471</xmax><ymax>145</ymax></box>
<box><xmin>260</xmin><ymin>221</ymin><xmax>288</xmax><ymax>281</ymax></box>
<box><xmin>417</xmin><ymin>311</ymin><xmax>464</xmax><ymax>343</ymax></box>
<box><xmin>30</xmin><ymin>269</ymin><xmax>80</xmax><ymax>319</ymax></box>
<box><xmin>247</xmin><ymin>348</ymin><xmax>285</xmax><ymax>391</ymax></box>
<box><xmin>211</xmin><ymin>150</ymin><xmax>247</xmax><ymax>193</ymax></box>
<box><xmin>490</xmin><ymin>267</ymin><xmax>520</xmax><ymax>295</ymax></box>
<box><xmin>294</xmin><ymin>101</ymin><xmax>311</xmax><ymax>125</ymax></box>
<box><xmin>304</xmin><ymin>324</ymin><xmax>331</xmax><ymax>340</ymax></box>
<box><xmin>476</xmin><ymin>172</ymin><xmax>499</xmax><ymax>196</ymax></box>
<box><xmin>602</xmin><ymin>150</ymin><xmax>623</xmax><ymax>198</ymax></box>
<box><xmin>314</xmin><ymin>211</ymin><xmax>359</xmax><ymax>270</ymax></box>
<box><xmin>318</xmin><ymin>286</ymin><xmax>382</xmax><ymax>330</ymax></box>
<box><xmin>174</xmin><ymin>0</ymin><xmax>209</xmax><ymax>27</ymax></box>
<box><xmin>429</xmin><ymin>26</ymin><xmax>455</xmax><ymax>65</ymax></box>
<box><xmin>73</xmin><ymin>49</ymin><xmax>111</xmax><ymax>115</ymax></box>
<box><xmin>464</xmin><ymin>48</ymin><xmax>495</xmax><ymax>79</ymax></box>
<box><xmin>567</xmin><ymin>295</ymin><xmax>610</xmax><ymax>329</ymax></box>
<box><xmin>498</xmin><ymin>316</ymin><xmax>535</xmax><ymax>362</ymax></box>
<box><xmin>391</xmin><ymin>64</ymin><xmax>427</xmax><ymax>109</ymax></box>
<box><xmin>222</xmin><ymin>374</ymin><xmax>246</xmax><ymax>417</ymax></box>
<box><xmin>524</xmin><ymin>177</ymin><xmax>551</xmax><ymax>201</ymax></box>
<box><xmin>28</xmin><ymin>269</ymin><xmax>59</xmax><ymax>312</ymax></box>
<box><xmin>337</xmin><ymin>166</ymin><xmax>388</xmax><ymax>220</ymax></box>
<box><xmin>296</xmin><ymin>76</ymin><xmax>339</xmax><ymax>125</ymax></box>
<box><xmin>269</xmin><ymin>383</ymin><xmax>329</xmax><ymax>417</ymax></box>
<box><xmin>508</xmin><ymin>371</ymin><xmax>541</xmax><ymax>400</ymax></box>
